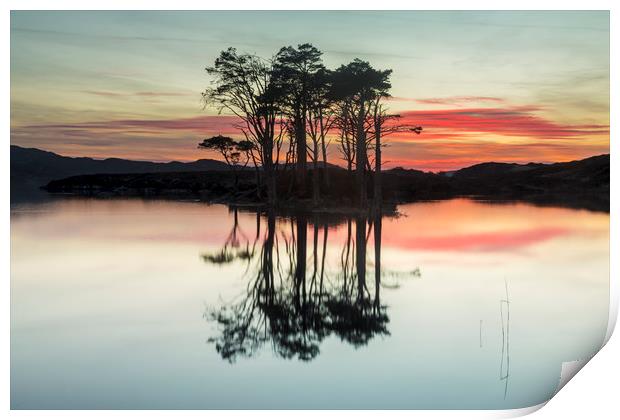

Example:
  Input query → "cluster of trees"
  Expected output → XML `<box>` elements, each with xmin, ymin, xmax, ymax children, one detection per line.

<box><xmin>201</xmin><ymin>43</ymin><xmax>422</xmax><ymax>208</ymax></box>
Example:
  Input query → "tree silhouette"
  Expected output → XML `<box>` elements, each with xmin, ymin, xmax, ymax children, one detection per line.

<box><xmin>198</xmin><ymin>135</ymin><xmax>251</xmax><ymax>191</ymax></box>
<box><xmin>368</xmin><ymin>104</ymin><xmax>423</xmax><ymax>208</ymax></box>
<box><xmin>203</xmin><ymin>48</ymin><xmax>286</xmax><ymax>205</ymax></box>
<box><xmin>306</xmin><ymin>68</ymin><xmax>336</xmax><ymax>204</ymax></box>
<box><xmin>273</xmin><ymin>44</ymin><xmax>325</xmax><ymax>197</ymax></box>
<box><xmin>331</xmin><ymin>60</ymin><xmax>393</xmax><ymax>207</ymax></box>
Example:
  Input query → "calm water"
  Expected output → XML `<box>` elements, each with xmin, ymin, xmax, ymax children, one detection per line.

<box><xmin>10</xmin><ymin>198</ymin><xmax>609</xmax><ymax>409</ymax></box>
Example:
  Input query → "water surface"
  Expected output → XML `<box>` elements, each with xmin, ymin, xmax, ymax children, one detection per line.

<box><xmin>10</xmin><ymin>198</ymin><xmax>609</xmax><ymax>409</ymax></box>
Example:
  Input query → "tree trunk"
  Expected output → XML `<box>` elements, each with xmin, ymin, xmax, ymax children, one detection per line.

<box><xmin>319</xmin><ymin>110</ymin><xmax>330</xmax><ymax>189</ymax></box>
<box><xmin>267</xmin><ymin>168</ymin><xmax>277</xmax><ymax>206</ymax></box>
<box><xmin>312</xmin><ymin>140</ymin><xmax>320</xmax><ymax>206</ymax></box>
<box><xmin>312</xmin><ymin>163</ymin><xmax>320</xmax><ymax>206</ymax></box>
<box><xmin>263</xmin><ymin>141</ymin><xmax>277</xmax><ymax>206</ymax></box>
<box><xmin>232</xmin><ymin>168</ymin><xmax>239</xmax><ymax>195</ymax></box>
<box><xmin>356</xmin><ymin>101</ymin><xmax>367</xmax><ymax>207</ymax></box>
<box><xmin>321</xmin><ymin>136</ymin><xmax>329</xmax><ymax>188</ymax></box>
<box><xmin>295</xmin><ymin>112</ymin><xmax>307</xmax><ymax>196</ymax></box>
<box><xmin>287</xmin><ymin>168</ymin><xmax>296</xmax><ymax>196</ymax></box>
<box><xmin>253</xmin><ymin>161</ymin><xmax>262</xmax><ymax>199</ymax></box>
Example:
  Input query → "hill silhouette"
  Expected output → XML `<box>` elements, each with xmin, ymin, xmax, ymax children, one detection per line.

<box><xmin>11</xmin><ymin>145</ymin><xmax>232</xmax><ymax>199</ymax></box>
<box><xmin>448</xmin><ymin>154</ymin><xmax>609</xmax><ymax>196</ymax></box>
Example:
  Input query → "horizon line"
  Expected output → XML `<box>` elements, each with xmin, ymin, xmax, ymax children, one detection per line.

<box><xmin>10</xmin><ymin>143</ymin><xmax>609</xmax><ymax>174</ymax></box>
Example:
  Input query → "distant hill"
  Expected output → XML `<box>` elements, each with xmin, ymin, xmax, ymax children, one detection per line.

<box><xmin>10</xmin><ymin>145</ymin><xmax>232</xmax><ymax>198</ymax></box>
<box><xmin>445</xmin><ymin>161</ymin><xmax>544</xmax><ymax>178</ymax></box>
<box><xmin>449</xmin><ymin>154</ymin><xmax>609</xmax><ymax>196</ymax></box>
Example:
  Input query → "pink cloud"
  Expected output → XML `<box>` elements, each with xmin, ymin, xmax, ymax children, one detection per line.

<box><xmin>390</xmin><ymin>106</ymin><xmax>609</xmax><ymax>139</ymax></box>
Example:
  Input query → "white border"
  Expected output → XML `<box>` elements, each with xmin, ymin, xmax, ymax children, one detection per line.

<box><xmin>3</xmin><ymin>1</ymin><xmax>616</xmax><ymax>419</ymax></box>
<box><xmin>2</xmin><ymin>0</ymin><xmax>617</xmax><ymax>10</ymax></box>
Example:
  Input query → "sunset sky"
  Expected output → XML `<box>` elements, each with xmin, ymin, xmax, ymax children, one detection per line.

<box><xmin>10</xmin><ymin>11</ymin><xmax>609</xmax><ymax>171</ymax></box>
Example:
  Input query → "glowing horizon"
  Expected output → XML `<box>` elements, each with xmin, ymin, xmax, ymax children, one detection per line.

<box><xmin>10</xmin><ymin>11</ymin><xmax>609</xmax><ymax>172</ymax></box>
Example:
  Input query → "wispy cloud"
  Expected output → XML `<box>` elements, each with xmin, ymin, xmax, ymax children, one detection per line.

<box><xmin>83</xmin><ymin>90</ymin><xmax>192</xmax><ymax>98</ymax></box>
<box><xmin>17</xmin><ymin>115</ymin><xmax>240</xmax><ymax>135</ymax></box>
<box><xmin>385</xmin><ymin>96</ymin><xmax>416</xmax><ymax>102</ymax></box>
<box><xmin>415</xmin><ymin>96</ymin><xmax>505</xmax><ymax>105</ymax></box>
<box><xmin>11</xmin><ymin>27</ymin><xmax>215</xmax><ymax>44</ymax></box>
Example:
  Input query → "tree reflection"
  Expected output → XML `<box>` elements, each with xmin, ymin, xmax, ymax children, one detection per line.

<box><xmin>323</xmin><ymin>214</ymin><xmax>388</xmax><ymax>348</ymax></box>
<box><xmin>204</xmin><ymin>210</ymin><xmax>392</xmax><ymax>363</ymax></box>
<box><xmin>201</xmin><ymin>207</ymin><xmax>258</xmax><ymax>266</ymax></box>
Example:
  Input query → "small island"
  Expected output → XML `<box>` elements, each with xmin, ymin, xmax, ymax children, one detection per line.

<box><xmin>39</xmin><ymin>152</ymin><xmax>609</xmax><ymax>213</ymax></box>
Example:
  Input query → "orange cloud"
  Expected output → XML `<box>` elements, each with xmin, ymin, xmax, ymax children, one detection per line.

<box><xmin>390</xmin><ymin>106</ymin><xmax>608</xmax><ymax>140</ymax></box>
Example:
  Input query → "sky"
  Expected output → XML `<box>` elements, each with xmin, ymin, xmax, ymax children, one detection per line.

<box><xmin>10</xmin><ymin>11</ymin><xmax>610</xmax><ymax>171</ymax></box>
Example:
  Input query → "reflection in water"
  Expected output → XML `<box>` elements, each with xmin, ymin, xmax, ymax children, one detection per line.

<box><xmin>201</xmin><ymin>209</ymin><xmax>258</xmax><ymax>265</ymax></box>
<box><xmin>203</xmin><ymin>209</ymin><xmax>392</xmax><ymax>362</ymax></box>
<box><xmin>10</xmin><ymin>198</ymin><xmax>609</xmax><ymax>409</ymax></box>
